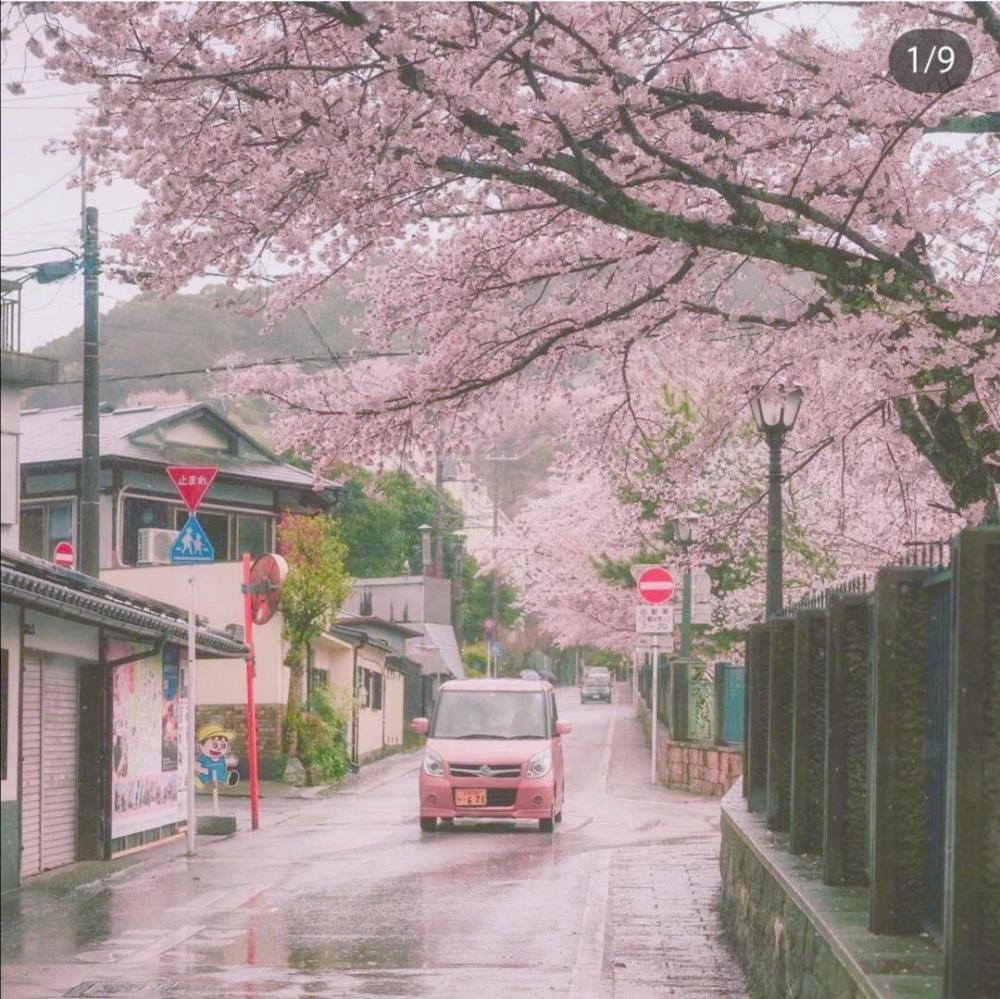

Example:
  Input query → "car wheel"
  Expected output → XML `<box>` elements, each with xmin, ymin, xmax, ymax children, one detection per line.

<box><xmin>419</xmin><ymin>816</ymin><xmax>437</xmax><ymax>832</ymax></box>
<box><xmin>554</xmin><ymin>809</ymin><xmax>563</xmax><ymax>823</ymax></box>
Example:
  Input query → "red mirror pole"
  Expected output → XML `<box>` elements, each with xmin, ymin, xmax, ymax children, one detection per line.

<box><xmin>243</xmin><ymin>552</ymin><xmax>261</xmax><ymax>830</ymax></box>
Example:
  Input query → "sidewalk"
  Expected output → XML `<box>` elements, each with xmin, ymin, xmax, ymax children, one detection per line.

<box><xmin>213</xmin><ymin>745</ymin><xmax>422</xmax><ymax>800</ymax></box>
<box><xmin>605</xmin><ymin>698</ymin><xmax>748</xmax><ymax>998</ymax></box>
<box><xmin>2</xmin><ymin>748</ymin><xmax>423</xmax><ymax>902</ymax></box>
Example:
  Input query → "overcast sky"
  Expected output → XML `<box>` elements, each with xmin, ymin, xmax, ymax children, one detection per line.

<box><xmin>1</xmin><ymin>3</ymin><xmax>873</xmax><ymax>355</ymax></box>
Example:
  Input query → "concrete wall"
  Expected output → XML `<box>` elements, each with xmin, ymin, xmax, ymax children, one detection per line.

<box><xmin>0</xmin><ymin>387</ymin><xmax>19</xmax><ymax>543</ymax></box>
<box><xmin>343</xmin><ymin>576</ymin><xmax>454</xmax><ymax>626</ymax></box>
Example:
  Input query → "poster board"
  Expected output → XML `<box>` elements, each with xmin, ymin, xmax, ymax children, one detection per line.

<box><xmin>108</xmin><ymin>640</ymin><xmax>181</xmax><ymax>839</ymax></box>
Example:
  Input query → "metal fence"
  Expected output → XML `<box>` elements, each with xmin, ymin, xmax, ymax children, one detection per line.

<box><xmin>737</xmin><ymin>526</ymin><xmax>1000</xmax><ymax>996</ymax></box>
<box><xmin>716</xmin><ymin>662</ymin><xmax>745</xmax><ymax>744</ymax></box>
<box><xmin>636</xmin><ymin>657</ymin><xmax>744</xmax><ymax>746</ymax></box>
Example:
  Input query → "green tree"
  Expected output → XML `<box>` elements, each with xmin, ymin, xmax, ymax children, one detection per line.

<box><xmin>334</xmin><ymin>469</ymin><xmax>464</xmax><ymax>577</ymax></box>
<box><xmin>459</xmin><ymin>554</ymin><xmax>520</xmax><ymax>645</ymax></box>
<box><xmin>279</xmin><ymin>514</ymin><xmax>352</xmax><ymax>759</ymax></box>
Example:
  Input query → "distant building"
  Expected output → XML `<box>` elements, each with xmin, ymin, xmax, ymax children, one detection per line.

<box><xmin>342</xmin><ymin>575</ymin><xmax>465</xmax><ymax>693</ymax></box>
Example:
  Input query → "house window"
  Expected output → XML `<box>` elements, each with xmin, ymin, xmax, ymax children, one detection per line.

<box><xmin>236</xmin><ymin>514</ymin><xmax>269</xmax><ymax>559</ymax></box>
<box><xmin>172</xmin><ymin>508</ymin><xmax>271</xmax><ymax>561</ymax></box>
<box><xmin>308</xmin><ymin>667</ymin><xmax>329</xmax><ymax>696</ymax></box>
<box><xmin>194</xmin><ymin>510</ymin><xmax>229</xmax><ymax>559</ymax></box>
<box><xmin>363</xmin><ymin>669</ymin><xmax>383</xmax><ymax>712</ymax></box>
<box><xmin>119</xmin><ymin>495</ymin><xmax>273</xmax><ymax>565</ymax></box>
<box><xmin>20</xmin><ymin>500</ymin><xmax>74</xmax><ymax>560</ymax></box>
<box><xmin>0</xmin><ymin>648</ymin><xmax>7</xmax><ymax>781</ymax></box>
<box><xmin>122</xmin><ymin>496</ymin><xmax>176</xmax><ymax>564</ymax></box>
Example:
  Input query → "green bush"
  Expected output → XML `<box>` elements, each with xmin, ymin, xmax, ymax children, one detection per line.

<box><xmin>285</xmin><ymin>686</ymin><xmax>351</xmax><ymax>785</ymax></box>
<box><xmin>463</xmin><ymin>641</ymin><xmax>487</xmax><ymax>676</ymax></box>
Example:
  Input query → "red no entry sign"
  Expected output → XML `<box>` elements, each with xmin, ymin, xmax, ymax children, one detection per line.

<box><xmin>167</xmin><ymin>465</ymin><xmax>218</xmax><ymax>512</ymax></box>
<box><xmin>637</xmin><ymin>566</ymin><xmax>675</xmax><ymax>605</ymax></box>
<box><xmin>53</xmin><ymin>540</ymin><xmax>75</xmax><ymax>569</ymax></box>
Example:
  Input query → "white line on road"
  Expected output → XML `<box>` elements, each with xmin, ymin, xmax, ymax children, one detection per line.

<box><xmin>596</xmin><ymin>697</ymin><xmax>618</xmax><ymax>796</ymax></box>
<box><xmin>568</xmin><ymin>850</ymin><xmax>612</xmax><ymax>999</ymax></box>
<box><xmin>567</xmin><ymin>698</ymin><xmax>617</xmax><ymax>997</ymax></box>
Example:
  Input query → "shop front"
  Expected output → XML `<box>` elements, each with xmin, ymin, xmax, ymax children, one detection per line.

<box><xmin>1</xmin><ymin>549</ymin><xmax>248</xmax><ymax>890</ymax></box>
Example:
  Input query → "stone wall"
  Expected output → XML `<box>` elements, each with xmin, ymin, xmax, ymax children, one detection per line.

<box><xmin>196</xmin><ymin>702</ymin><xmax>285</xmax><ymax>780</ymax></box>
<box><xmin>720</xmin><ymin>781</ymin><xmax>943</xmax><ymax>999</ymax></box>
<box><xmin>637</xmin><ymin>699</ymin><xmax>743</xmax><ymax>796</ymax></box>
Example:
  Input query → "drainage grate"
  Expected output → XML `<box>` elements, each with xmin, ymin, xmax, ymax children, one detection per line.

<box><xmin>64</xmin><ymin>983</ymin><xmax>182</xmax><ymax>997</ymax></box>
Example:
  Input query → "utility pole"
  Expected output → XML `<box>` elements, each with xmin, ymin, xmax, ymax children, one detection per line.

<box><xmin>80</xmin><ymin>204</ymin><xmax>100</xmax><ymax>578</ymax></box>
<box><xmin>489</xmin><ymin>458</ymin><xmax>499</xmax><ymax>677</ymax></box>
<box><xmin>432</xmin><ymin>438</ymin><xmax>444</xmax><ymax>578</ymax></box>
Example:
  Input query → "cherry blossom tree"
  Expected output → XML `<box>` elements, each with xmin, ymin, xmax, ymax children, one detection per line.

<box><xmin>9</xmin><ymin>2</ymin><xmax>998</xmax><ymax>627</ymax></box>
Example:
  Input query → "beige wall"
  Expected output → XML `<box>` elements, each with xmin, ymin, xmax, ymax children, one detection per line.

<box><xmin>357</xmin><ymin>650</ymin><xmax>386</xmax><ymax>758</ymax></box>
<box><xmin>102</xmin><ymin>562</ymin><xmax>285</xmax><ymax>706</ymax></box>
<box><xmin>384</xmin><ymin>668</ymin><xmax>404</xmax><ymax>751</ymax></box>
<box><xmin>1</xmin><ymin>387</ymin><xmax>21</xmax><ymax>545</ymax></box>
<box><xmin>312</xmin><ymin>635</ymin><xmax>354</xmax><ymax>691</ymax></box>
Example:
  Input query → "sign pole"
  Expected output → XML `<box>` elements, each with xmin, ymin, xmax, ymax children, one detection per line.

<box><xmin>242</xmin><ymin>553</ymin><xmax>261</xmax><ymax>831</ymax></box>
<box><xmin>186</xmin><ymin>573</ymin><xmax>197</xmax><ymax>854</ymax></box>
<box><xmin>650</xmin><ymin>632</ymin><xmax>659</xmax><ymax>784</ymax></box>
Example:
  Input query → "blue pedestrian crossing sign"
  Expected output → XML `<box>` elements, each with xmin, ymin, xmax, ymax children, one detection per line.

<box><xmin>171</xmin><ymin>514</ymin><xmax>215</xmax><ymax>563</ymax></box>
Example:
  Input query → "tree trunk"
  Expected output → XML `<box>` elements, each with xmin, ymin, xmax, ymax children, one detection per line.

<box><xmin>284</xmin><ymin>645</ymin><xmax>305</xmax><ymax>759</ymax></box>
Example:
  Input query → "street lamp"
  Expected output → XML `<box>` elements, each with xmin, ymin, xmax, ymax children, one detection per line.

<box><xmin>749</xmin><ymin>382</ymin><xmax>804</xmax><ymax>618</ymax></box>
<box><xmin>674</xmin><ymin>513</ymin><xmax>701</xmax><ymax>657</ymax></box>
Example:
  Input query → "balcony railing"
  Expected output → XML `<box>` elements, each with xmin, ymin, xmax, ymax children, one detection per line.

<box><xmin>2</xmin><ymin>283</ymin><xmax>22</xmax><ymax>353</ymax></box>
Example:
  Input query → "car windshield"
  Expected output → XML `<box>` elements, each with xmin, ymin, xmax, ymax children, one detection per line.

<box><xmin>585</xmin><ymin>677</ymin><xmax>609</xmax><ymax>687</ymax></box>
<box><xmin>432</xmin><ymin>690</ymin><xmax>548</xmax><ymax>739</ymax></box>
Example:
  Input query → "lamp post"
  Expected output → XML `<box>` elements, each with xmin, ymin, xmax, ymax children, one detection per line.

<box><xmin>675</xmin><ymin>513</ymin><xmax>701</xmax><ymax>657</ymax></box>
<box><xmin>749</xmin><ymin>382</ymin><xmax>804</xmax><ymax>619</ymax></box>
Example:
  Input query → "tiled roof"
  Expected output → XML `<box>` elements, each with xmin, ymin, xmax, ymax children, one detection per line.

<box><xmin>1</xmin><ymin>548</ymin><xmax>248</xmax><ymax>658</ymax></box>
<box><xmin>18</xmin><ymin>402</ymin><xmax>331</xmax><ymax>492</ymax></box>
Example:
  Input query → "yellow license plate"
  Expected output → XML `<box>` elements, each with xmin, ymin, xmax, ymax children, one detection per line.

<box><xmin>455</xmin><ymin>788</ymin><xmax>487</xmax><ymax>806</ymax></box>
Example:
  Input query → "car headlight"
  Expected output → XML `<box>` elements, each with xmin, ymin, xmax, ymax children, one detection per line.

<box><xmin>422</xmin><ymin>747</ymin><xmax>445</xmax><ymax>777</ymax></box>
<box><xmin>525</xmin><ymin>747</ymin><xmax>552</xmax><ymax>779</ymax></box>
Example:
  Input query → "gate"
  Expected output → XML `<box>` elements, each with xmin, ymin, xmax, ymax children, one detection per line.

<box><xmin>686</xmin><ymin>663</ymin><xmax>715</xmax><ymax>742</ymax></box>
<box><xmin>717</xmin><ymin>663</ymin><xmax>745</xmax><ymax>744</ymax></box>
<box><xmin>924</xmin><ymin>568</ymin><xmax>952</xmax><ymax>934</ymax></box>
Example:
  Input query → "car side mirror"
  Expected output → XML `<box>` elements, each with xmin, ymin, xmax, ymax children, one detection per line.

<box><xmin>555</xmin><ymin>720</ymin><xmax>572</xmax><ymax>736</ymax></box>
<box><xmin>410</xmin><ymin>717</ymin><xmax>429</xmax><ymax>734</ymax></box>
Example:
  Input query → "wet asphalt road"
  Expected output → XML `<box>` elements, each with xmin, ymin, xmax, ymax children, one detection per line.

<box><xmin>1</xmin><ymin>686</ymin><xmax>747</xmax><ymax>998</ymax></box>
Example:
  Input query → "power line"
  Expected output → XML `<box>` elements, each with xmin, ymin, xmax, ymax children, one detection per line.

<box><xmin>0</xmin><ymin>245</ymin><xmax>79</xmax><ymax>259</ymax></box>
<box><xmin>53</xmin><ymin>350</ymin><xmax>412</xmax><ymax>386</ymax></box>
<box><xmin>1</xmin><ymin>166</ymin><xmax>78</xmax><ymax>218</ymax></box>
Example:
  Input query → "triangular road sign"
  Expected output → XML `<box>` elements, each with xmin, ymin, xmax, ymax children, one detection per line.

<box><xmin>167</xmin><ymin>465</ymin><xmax>218</xmax><ymax>512</ymax></box>
<box><xmin>170</xmin><ymin>514</ymin><xmax>215</xmax><ymax>563</ymax></box>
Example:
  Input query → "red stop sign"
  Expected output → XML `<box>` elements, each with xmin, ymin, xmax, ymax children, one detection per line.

<box><xmin>637</xmin><ymin>566</ymin><xmax>675</xmax><ymax>604</ymax></box>
<box><xmin>53</xmin><ymin>540</ymin><xmax>75</xmax><ymax>569</ymax></box>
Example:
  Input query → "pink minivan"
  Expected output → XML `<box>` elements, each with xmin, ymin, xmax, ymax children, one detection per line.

<box><xmin>410</xmin><ymin>678</ymin><xmax>571</xmax><ymax>832</ymax></box>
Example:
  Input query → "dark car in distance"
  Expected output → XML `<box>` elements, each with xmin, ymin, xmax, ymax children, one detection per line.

<box><xmin>581</xmin><ymin>674</ymin><xmax>612</xmax><ymax>703</ymax></box>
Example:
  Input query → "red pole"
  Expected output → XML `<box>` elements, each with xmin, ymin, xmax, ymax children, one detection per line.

<box><xmin>242</xmin><ymin>553</ymin><xmax>260</xmax><ymax>831</ymax></box>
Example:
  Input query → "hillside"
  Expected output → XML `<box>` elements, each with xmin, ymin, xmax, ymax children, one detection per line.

<box><xmin>27</xmin><ymin>282</ymin><xmax>362</xmax><ymax>425</ymax></box>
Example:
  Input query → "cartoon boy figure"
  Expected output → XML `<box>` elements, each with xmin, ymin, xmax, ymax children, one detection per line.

<box><xmin>194</xmin><ymin>722</ymin><xmax>240</xmax><ymax>790</ymax></box>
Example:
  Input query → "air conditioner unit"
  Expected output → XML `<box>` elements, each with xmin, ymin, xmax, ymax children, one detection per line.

<box><xmin>137</xmin><ymin>527</ymin><xmax>178</xmax><ymax>566</ymax></box>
